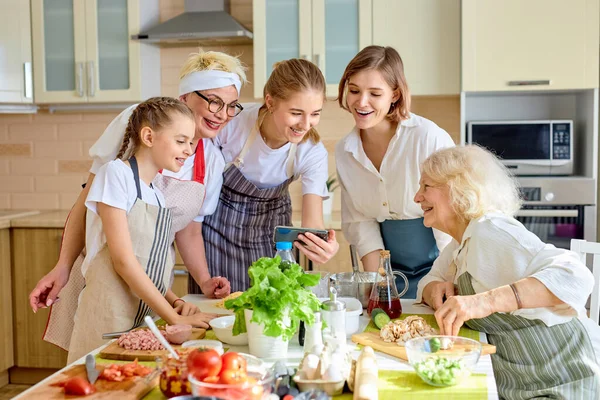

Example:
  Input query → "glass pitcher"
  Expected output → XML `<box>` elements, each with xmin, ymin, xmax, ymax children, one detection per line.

<box><xmin>367</xmin><ymin>250</ymin><xmax>409</xmax><ymax>319</ymax></box>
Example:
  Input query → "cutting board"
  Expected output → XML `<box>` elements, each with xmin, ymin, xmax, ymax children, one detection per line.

<box><xmin>18</xmin><ymin>364</ymin><xmax>158</xmax><ymax>400</ymax></box>
<box><xmin>351</xmin><ymin>331</ymin><xmax>496</xmax><ymax>361</ymax></box>
<box><xmin>99</xmin><ymin>327</ymin><xmax>206</xmax><ymax>361</ymax></box>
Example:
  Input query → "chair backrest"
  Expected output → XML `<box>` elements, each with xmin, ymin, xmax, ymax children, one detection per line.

<box><xmin>570</xmin><ymin>239</ymin><xmax>600</xmax><ymax>324</ymax></box>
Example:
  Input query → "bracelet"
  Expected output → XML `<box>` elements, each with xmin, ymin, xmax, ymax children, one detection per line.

<box><xmin>509</xmin><ymin>283</ymin><xmax>523</xmax><ymax>309</ymax></box>
<box><xmin>172</xmin><ymin>298</ymin><xmax>185</xmax><ymax>307</ymax></box>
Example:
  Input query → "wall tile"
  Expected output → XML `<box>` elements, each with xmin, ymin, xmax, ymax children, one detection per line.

<box><xmin>10</xmin><ymin>159</ymin><xmax>58</xmax><ymax>176</ymax></box>
<box><xmin>0</xmin><ymin>114</ymin><xmax>33</xmax><ymax>123</ymax></box>
<box><xmin>34</xmin><ymin>141</ymin><xmax>82</xmax><ymax>158</ymax></box>
<box><xmin>82</xmin><ymin>112</ymin><xmax>121</xmax><ymax>122</ymax></box>
<box><xmin>9</xmin><ymin>123</ymin><xmax>57</xmax><ymax>141</ymax></box>
<box><xmin>0</xmin><ymin>160</ymin><xmax>9</xmax><ymax>175</ymax></box>
<box><xmin>35</xmin><ymin>176</ymin><xmax>86</xmax><ymax>193</ymax></box>
<box><xmin>58</xmin><ymin>160</ymin><xmax>93</xmax><ymax>174</ymax></box>
<box><xmin>59</xmin><ymin>192</ymin><xmax>80</xmax><ymax>210</ymax></box>
<box><xmin>0</xmin><ymin>194</ymin><xmax>10</xmax><ymax>208</ymax></box>
<box><xmin>0</xmin><ymin>143</ymin><xmax>31</xmax><ymax>157</ymax></box>
<box><xmin>0</xmin><ymin>176</ymin><xmax>33</xmax><ymax>193</ymax></box>
<box><xmin>0</xmin><ymin>125</ymin><xmax>8</xmax><ymax>141</ymax></box>
<box><xmin>58</xmin><ymin>123</ymin><xmax>107</xmax><ymax>141</ymax></box>
<box><xmin>32</xmin><ymin>112</ymin><xmax>82</xmax><ymax>123</ymax></box>
<box><xmin>11</xmin><ymin>193</ymin><xmax>59</xmax><ymax>210</ymax></box>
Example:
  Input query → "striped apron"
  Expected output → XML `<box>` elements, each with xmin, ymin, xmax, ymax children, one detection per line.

<box><xmin>199</xmin><ymin>128</ymin><xmax>297</xmax><ymax>293</ymax></box>
<box><xmin>43</xmin><ymin>145</ymin><xmax>206</xmax><ymax>351</ymax></box>
<box><xmin>457</xmin><ymin>272</ymin><xmax>600</xmax><ymax>399</ymax></box>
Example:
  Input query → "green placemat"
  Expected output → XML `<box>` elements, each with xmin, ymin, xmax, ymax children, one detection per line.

<box><xmin>364</xmin><ymin>314</ymin><xmax>481</xmax><ymax>341</ymax></box>
<box><xmin>334</xmin><ymin>370</ymin><xmax>488</xmax><ymax>400</ymax></box>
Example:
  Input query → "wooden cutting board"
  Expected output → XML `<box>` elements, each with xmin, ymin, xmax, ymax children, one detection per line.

<box><xmin>18</xmin><ymin>364</ymin><xmax>158</xmax><ymax>400</ymax></box>
<box><xmin>351</xmin><ymin>331</ymin><xmax>496</xmax><ymax>361</ymax></box>
<box><xmin>99</xmin><ymin>327</ymin><xmax>206</xmax><ymax>361</ymax></box>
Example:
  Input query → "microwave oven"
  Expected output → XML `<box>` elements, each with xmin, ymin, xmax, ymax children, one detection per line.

<box><xmin>467</xmin><ymin>120</ymin><xmax>573</xmax><ymax>176</ymax></box>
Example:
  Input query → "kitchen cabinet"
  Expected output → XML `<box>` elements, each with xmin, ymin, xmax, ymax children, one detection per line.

<box><xmin>0</xmin><ymin>228</ymin><xmax>13</xmax><ymax>376</ymax></box>
<box><xmin>372</xmin><ymin>0</ymin><xmax>460</xmax><ymax>95</ymax></box>
<box><xmin>253</xmin><ymin>0</ymin><xmax>372</xmax><ymax>98</ymax></box>
<box><xmin>171</xmin><ymin>248</ymin><xmax>189</xmax><ymax>298</ymax></box>
<box><xmin>12</xmin><ymin>228</ymin><xmax>68</xmax><ymax>369</ymax></box>
<box><xmin>0</xmin><ymin>0</ymin><xmax>33</xmax><ymax>103</ymax></box>
<box><xmin>30</xmin><ymin>0</ymin><xmax>160</xmax><ymax>103</ymax></box>
<box><xmin>462</xmin><ymin>0</ymin><xmax>599</xmax><ymax>92</ymax></box>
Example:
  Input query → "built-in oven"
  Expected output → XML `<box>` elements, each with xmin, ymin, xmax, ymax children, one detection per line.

<box><xmin>517</xmin><ymin>178</ymin><xmax>596</xmax><ymax>251</ymax></box>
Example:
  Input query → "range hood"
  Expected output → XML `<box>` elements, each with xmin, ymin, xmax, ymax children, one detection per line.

<box><xmin>132</xmin><ymin>0</ymin><xmax>253</xmax><ymax>46</ymax></box>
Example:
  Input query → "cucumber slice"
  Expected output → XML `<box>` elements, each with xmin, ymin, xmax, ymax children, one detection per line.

<box><xmin>373</xmin><ymin>311</ymin><xmax>391</xmax><ymax>329</ymax></box>
<box><xmin>370</xmin><ymin>307</ymin><xmax>386</xmax><ymax>319</ymax></box>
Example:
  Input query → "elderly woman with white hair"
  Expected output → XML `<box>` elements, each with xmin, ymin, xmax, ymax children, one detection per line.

<box><xmin>415</xmin><ymin>145</ymin><xmax>600</xmax><ymax>399</ymax></box>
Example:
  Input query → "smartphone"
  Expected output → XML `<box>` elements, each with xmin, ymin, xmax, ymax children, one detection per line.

<box><xmin>274</xmin><ymin>226</ymin><xmax>329</xmax><ymax>243</ymax></box>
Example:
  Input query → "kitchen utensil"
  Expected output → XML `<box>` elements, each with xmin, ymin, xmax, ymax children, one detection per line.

<box><xmin>321</xmin><ymin>287</ymin><xmax>346</xmax><ymax>349</ymax></box>
<box><xmin>102</xmin><ymin>329</ymin><xmax>131</xmax><ymax>340</ymax></box>
<box><xmin>99</xmin><ymin>328</ymin><xmax>206</xmax><ymax>361</ymax></box>
<box><xmin>330</xmin><ymin>272</ymin><xmax>377</xmax><ymax>308</ymax></box>
<box><xmin>144</xmin><ymin>315</ymin><xmax>179</xmax><ymax>360</ymax></box>
<box><xmin>189</xmin><ymin>368</ymin><xmax>275</xmax><ymax>398</ymax></box>
<box><xmin>351</xmin><ymin>331</ymin><xmax>496</xmax><ymax>361</ymax></box>
<box><xmin>209</xmin><ymin>315</ymin><xmax>249</xmax><ymax>345</ymax></box>
<box><xmin>367</xmin><ymin>250</ymin><xmax>408</xmax><ymax>319</ymax></box>
<box><xmin>85</xmin><ymin>354</ymin><xmax>99</xmax><ymax>384</ymax></box>
<box><xmin>350</xmin><ymin>244</ymin><xmax>372</xmax><ymax>283</ymax></box>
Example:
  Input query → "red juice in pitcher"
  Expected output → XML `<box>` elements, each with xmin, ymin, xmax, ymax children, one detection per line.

<box><xmin>368</xmin><ymin>297</ymin><xmax>402</xmax><ymax>319</ymax></box>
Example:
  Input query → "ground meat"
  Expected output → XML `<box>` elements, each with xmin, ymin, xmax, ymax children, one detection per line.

<box><xmin>379</xmin><ymin>316</ymin><xmax>437</xmax><ymax>345</ymax></box>
<box><xmin>117</xmin><ymin>329</ymin><xmax>164</xmax><ymax>351</ymax></box>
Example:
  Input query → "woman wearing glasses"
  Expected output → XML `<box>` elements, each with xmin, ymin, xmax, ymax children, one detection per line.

<box><xmin>29</xmin><ymin>50</ymin><xmax>247</xmax><ymax>336</ymax></box>
<box><xmin>199</xmin><ymin>59</ymin><xmax>340</xmax><ymax>293</ymax></box>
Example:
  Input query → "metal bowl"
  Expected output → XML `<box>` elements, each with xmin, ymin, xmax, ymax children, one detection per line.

<box><xmin>329</xmin><ymin>272</ymin><xmax>377</xmax><ymax>308</ymax></box>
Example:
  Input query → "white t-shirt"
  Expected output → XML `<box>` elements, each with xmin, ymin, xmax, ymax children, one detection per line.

<box><xmin>216</xmin><ymin>103</ymin><xmax>329</xmax><ymax>195</ymax></box>
<box><xmin>88</xmin><ymin>104</ymin><xmax>225</xmax><ymax>222</ymax></box>
<box><xmin>82</xmin><ymin>159</ymin><xmax>165</xmax><ymax>276</ymax></box>
<box><xmin>335</xmin><ymin>113</ymin><xmax>455</xmax><ymax>258</ymax></box>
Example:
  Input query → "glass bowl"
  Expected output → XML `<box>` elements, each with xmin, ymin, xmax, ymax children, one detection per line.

<box><xmin>188</xmin><ymin>369</ymin><xmax>275</xmax><ymax>400</ymax></box>
<box><xmin>405</xmin><ymin>335</ymin><xmax>482</xmax><ymax>387</ymax></box>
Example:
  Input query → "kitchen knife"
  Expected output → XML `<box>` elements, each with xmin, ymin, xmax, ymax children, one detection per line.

<box><xmin>102</xmin><ymin>329</ymin><xmax>130</xmax><ymax>339</ymax></box>
<box><xmin>85</xmin><ymin>354</ymin><xmax>99</xmax><ymax>384</ymax></box>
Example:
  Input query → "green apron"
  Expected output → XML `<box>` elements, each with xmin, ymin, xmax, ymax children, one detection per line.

<box><xmin>380</xmin><ymin>217</ymin><xmax>439</xmax><ymax>298</ymax></box>
<box><xmin>457</xmin><ymin>272</ymin><xmax>599</xmax><ymax>399</ymax></box>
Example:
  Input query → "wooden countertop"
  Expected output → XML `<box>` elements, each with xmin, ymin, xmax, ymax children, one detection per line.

<box><xmin>7</xmin><ymin>210</ymin><xmax>342</xmax><ymax>229</ymax></box>
<box><xmin>10</xmin><ymin>210</ymin><xmax>69</xmax><ymax>228</ymax></box>
<box><xmin>0</xmin><ymin>210</ymin><xmax>40</xmax><ymax>229</ymax></box>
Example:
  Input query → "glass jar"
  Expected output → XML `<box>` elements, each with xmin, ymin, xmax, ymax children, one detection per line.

<box><xmin>157</xmin><ymin>354</ymin><xmax>192</xmax><ymax>398</ymax></box>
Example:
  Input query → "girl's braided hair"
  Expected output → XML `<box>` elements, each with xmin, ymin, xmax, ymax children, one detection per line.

<box><xmin>116</xmin><ymin>97</ymin><xmax>194</xmax><ymax>160</ymax></box>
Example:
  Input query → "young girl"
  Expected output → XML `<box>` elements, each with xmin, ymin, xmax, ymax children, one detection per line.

<box><xmin>200</xmin><ymin>59</ymin><xmax>340</xmax><ymax>293</ymax></box>
<box><xmin>335</xmin><ymin>46</ymin><xmax>454</xmax><ymax>298</ymax></box>
<box><xmin>67</xmin><ymin>97</ymin><xmax>217</xmax><ymax>362</ymax></box>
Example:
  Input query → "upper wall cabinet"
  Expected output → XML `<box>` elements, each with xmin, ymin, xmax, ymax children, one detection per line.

<box><xmin>373</xmin><ymin>0</ymin><xmax>460</xmax><ymax>96</ymax></box>
<box><xmin>253</xmin><ymin>0</ymin><xmax>372</xmax><ymax>98</ymax></box>
<box><xmin>0</xmin><ymin>0</ymin><xmax>33</xmax><ymax>104</ymax></box>
<box><xmin>462</xmin><ymin>0</ymin><xmax>599</xmax><ymax>92</ymax></box>
<box><xmin>31</xmin><ymin>0</ymin><xmax>160</xmax><ymax>103</ymax></box>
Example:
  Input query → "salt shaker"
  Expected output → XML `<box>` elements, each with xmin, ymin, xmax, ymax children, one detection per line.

<box><xmin>321</xmin><ymin>287</ymin><xmax>346</xmax><ymax>350</ymax></box>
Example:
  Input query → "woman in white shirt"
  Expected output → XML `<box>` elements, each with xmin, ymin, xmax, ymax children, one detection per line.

<box><xmin>415</xmin><ymin>145</ymin><xmax>600</xmax><ymax>399</ymax></box>
<box><xmin>335</xmin><ymin>46</ymin><xmax>454</xmax><ymax>298</ymax></box>
<box><xmin>29</xmin><ymin>50</ymin><xmax>246</xmax><ymax>321</ymax></box>
<box><xmin>201</xmin><ymin>59</ymin><xmax>340</xmax><ymax>293</ymax></box>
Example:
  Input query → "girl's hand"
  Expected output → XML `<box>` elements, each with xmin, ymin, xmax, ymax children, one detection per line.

<box><xmin>295</xmin><ymin>230</ymin><xmax>340</xmax><ymax>264</ymax></box>
<box><xmin>29</xmin><ymin>265</ymin><xmax>70</xmax><ymax>312</ymax></box>
<box><xmin>174</xmin><ymin>301</ymin><xmax>201</xmax><ymax>316</ymax></box>
<box><xmin>434</xmin><ymin>294</ymin><xmax>494</xmax><ymax>336</ymax></box>
<box><xmin>177</xmin><ymin>312</ymin><xmax>219</xmax><ymax>329</ymax></box>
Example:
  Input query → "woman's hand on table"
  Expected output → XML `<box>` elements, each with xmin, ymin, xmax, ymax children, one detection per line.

<box><xmin>434</xmin><ymin>293</ymin><xmax>494</xmax><ymax>336</ymax></box>
<box><xmin>174</xmin><ymin>301</ymin><xmax>201</xmax><ymax>316</ymax></box>
<box><xmin>295</xmin><ymin>230</ymin><xmax>339</xmax><ymax>264</ymax></box>
<box><xmin>200</xmin><ymin>276</ymin><xmax>231</xmax><ymax>299</ymax></box>
<box><xmin>177</xmin><ymin>312</ymin><xmax>219</xmax><ymax>329</ymax></box>
<box><xmin>423</xmin><ymin>281</ymin><xmax>456</xmax><ymax>310</ymax></box>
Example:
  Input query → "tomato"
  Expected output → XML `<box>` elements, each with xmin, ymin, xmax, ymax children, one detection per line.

<box><xmin>221</xmin><ymin>352</ymin><xmax>247</xmax><ymax>373</ymax></box>
<box><xmin>202</xmin><ymin>375</ymin><xmax>220</xmax><ymax>384</ymax></box>
<box><xmin>218</xmin><ymin>368</ymin><xmax>248</xmax><ymax>385</ymax></box>
<box><xmin>186</xmin><ymin>348</ymin><xmax>222</xmax><ymax>380</ymax></box>
<box><xmin>63</xmin><ymin>377</ymin><xmax>96</xmax><ymax>396</ymax></box>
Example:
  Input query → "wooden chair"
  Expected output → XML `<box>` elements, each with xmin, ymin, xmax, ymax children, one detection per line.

<box><xmin>570</xmin><ymin>239</ymin><xmax>600</xmax><ymax>324</ymax></box>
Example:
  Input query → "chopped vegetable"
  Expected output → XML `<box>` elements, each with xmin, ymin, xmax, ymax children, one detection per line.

<box><xmin>99</xmin><ymin>359</ymin><xmax>153</xmax><ymax>382</ymax></box>
<box><xmin>373</xmin><ymin>311</ymin><xmax>391</xmax><ymax>329</ymax></box>
<box><xmin>413</xmin><ymin>357</ymin><xmax>468</xmax><ymax>386</ymax></box>
<box><xmin>428</xmin><ymin>338</ymin><xmax>441</xmax><ymax>353</ymax></box>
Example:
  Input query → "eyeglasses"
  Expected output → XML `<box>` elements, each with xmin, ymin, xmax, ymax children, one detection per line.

<box><xmin>194</xmin><ymin>91</ymin><xmax>243</xmax><ymax>117</ymax></box>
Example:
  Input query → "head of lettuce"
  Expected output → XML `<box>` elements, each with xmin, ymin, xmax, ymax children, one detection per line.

<box><xmin>225</xmin><ymin>256</ymin><xmax>322</xmax><ymax>342</ymax></box>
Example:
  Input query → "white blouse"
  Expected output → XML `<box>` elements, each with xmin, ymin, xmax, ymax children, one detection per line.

<box><xmin>216</xmin><ymin>103</ymin><xmax>329</xmax><ymax>196</ymax></box>
<box><xmin>335</xmin><ymin>113</ymin><xmax>455</xmax><ymax>258</ymax></box>
<box><xmin>88</xmin><ymin>104</ymin><xmax>224</xmax><ymax>222</ymax></box>
<box><xmin>416</xmin><ymin>213</ymin><xmax>595</xmax><ymax>326</ymax></box>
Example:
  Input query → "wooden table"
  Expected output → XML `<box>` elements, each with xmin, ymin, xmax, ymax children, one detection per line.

<box><xmin>14</xmin><ymin>298</ymin><xmax>499</xmax><ymax>399</ymax></box>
